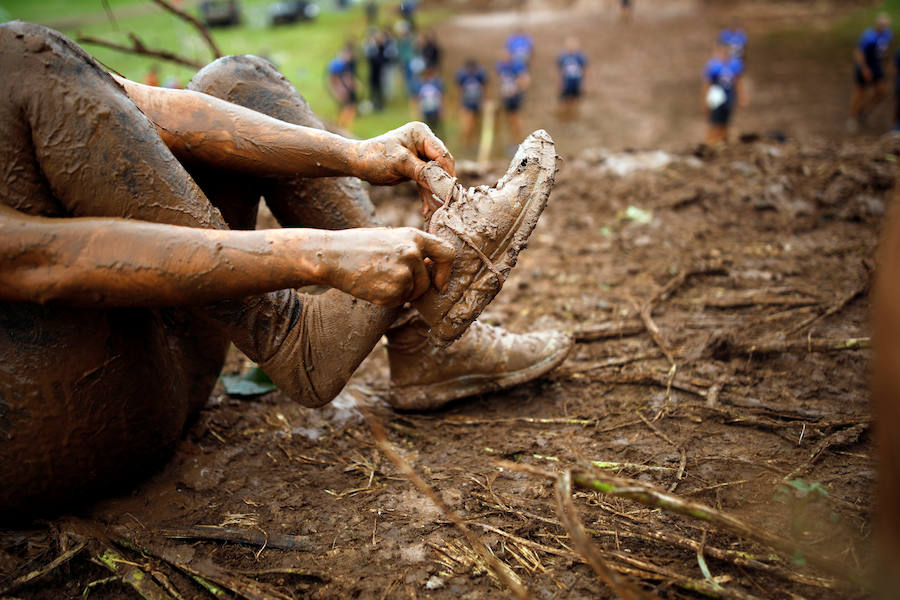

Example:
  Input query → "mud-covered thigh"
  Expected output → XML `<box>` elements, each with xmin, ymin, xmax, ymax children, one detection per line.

<box><xmin>0</xmin><ymin>302</ymin><xmax>193</xmax><ymax>515</ymax></box>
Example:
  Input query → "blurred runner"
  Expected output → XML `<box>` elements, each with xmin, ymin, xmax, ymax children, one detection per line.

<box><xmin>703</xmin><ymin>39</ymin><xmax>746</xmax><ymax>145</ymax></box>
<box><xmin>620</xmin><ymin>0</ymin><xmax>633</xmax><ymax>23</ymax></box>
<box><xmin>328</xmin><ymin>45</ymin><xmax>358</xmax><ymax>130</ymax></box>
<box><xmin>849</xmin><ymin>13</ymin><xmax>892</xmax><ymax>132</ymax></box>
<box><xmin>496</xmin><ymin>49</ymin><xmax>530</xmax><ymax>149</ymax></box>
<box><xmin>364</xmin><ymin>28</ymin><xmax>391</xmax><ymax>111</ymax></box>
<box><xmin>143</xmin><ymin>64</ymin><xmax>160</xmax><ymax>87</ymax></box>
<box><xmin>557</xmin><ymin>36</ymin><xmax>588</xmax><ymax>121</ymax></box>
<box><xmin>456</xmin><ymin>58</ymin><xmax>488</xmax><ymax>149</ymax></box>
<box><xmin>399</xmin><ymin>0</ymin><xmax>417</xmax><ymax>30</ymax></box>
<box><xmin>718</xmin><ymin>17</ymin><xmax>748</xmax><ymax>63</ymax></box>
<box><xmin>419</xmin><ymin>29</ymin><xmax>442</xmax><ymax>71</ymax></box>
<box><xmin>416</xmin><ymin>65</ymin><xmax>444</xmax><ymax>135</ymax></box>
<box><xmin>505</xmin><ymin>28</ymin><xmax>534</xmax><ymax>67</ymax></box>
<box><xmin>894</xmin><ymin>47</ymin><xmax>900</xmax><ymax>132</ymax></box>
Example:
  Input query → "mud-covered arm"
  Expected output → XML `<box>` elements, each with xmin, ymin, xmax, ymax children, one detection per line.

<box><xmin>114</xmin><ymin>76</ymin><xmax>455</xmax><ymax>190</ymax></box>
<box><xmin>0</xmin><ymin>207</ymin><xmax>454</xmax><ymax>308</ymax></box>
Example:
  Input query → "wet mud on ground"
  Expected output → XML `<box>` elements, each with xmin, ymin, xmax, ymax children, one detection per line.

<box><xmin>0</xmin><ymin>1</ymin><xmax>894</xmax><ymax>598</ymax></box>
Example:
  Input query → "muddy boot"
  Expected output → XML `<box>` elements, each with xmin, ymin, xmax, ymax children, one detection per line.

<box><xmin>387</xmin><ymin>315</ymin><xmax>573</xmax><ymax>410</ymax></box>
<box><xmin>413</xmin><ymin>130</ymin><xmax>559</xmax><ymax>347</ymax></box>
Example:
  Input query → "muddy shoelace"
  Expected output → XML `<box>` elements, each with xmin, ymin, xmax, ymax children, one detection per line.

<box><xmin>431</xmin><ymin>185</ymin><xmax>506</xmax><ymax>287</ymax></box>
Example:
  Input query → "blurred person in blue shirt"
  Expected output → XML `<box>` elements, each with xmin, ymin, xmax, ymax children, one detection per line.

<box><xmin>496</xmin><ymin>50</ymin><xmax>530</xmax><ymax>147</ymax></box>
<box><xmin>849</xmin><ymin>13</ymin><xmax>892</xmax><ymax>131</ymax></box>
<box><xmin>328</xmin><ymin>45</ymin><xmax>358</xmax><ymax>131</ymax></box>
<box><xmin>703</xmin><ymin>39</ymin><xmax>746</xmax><ymax>145</ymax></box>
<box><xmin>717</xmin><ymin>17</ymin><xmax>748</xmax><ymax>62</ymax></box>
<box><xmin>505</xmin><ymin>29</ymin><xmax>534</xmax><ymax>67</ymax></box>
<box><xmin>557</xmin><ymin>36</ymin><xmax>588</xmax><ymax>120</ymax></box>
<box><xmin>456</xmin><ymin>58</ymin><xmax>488</xmax><ymax>149</ymax></box>
<box><xmin>416</xmin><ymin>66</ymin><xmax>444</xmax><ymax>135</ymax></box>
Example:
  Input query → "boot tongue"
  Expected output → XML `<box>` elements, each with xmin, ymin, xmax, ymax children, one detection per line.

<box><xmin>422</xmin><ymin>162</ymin><xmax>458</xmax><ymax>206</ymax></box>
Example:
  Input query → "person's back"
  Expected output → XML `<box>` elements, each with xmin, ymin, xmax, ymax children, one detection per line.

<box><xmin>859</xmin><ymin>25</ymin><xmax>892</xmax><ymax>76</ymax></box>
<box><xmin>456</xmin><ymin>63</ymin><xmax>487</xmax><ymax>111</ymax></box>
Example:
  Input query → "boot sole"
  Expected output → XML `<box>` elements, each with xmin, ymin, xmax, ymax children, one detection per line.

<box><xmin>430</xmin><ymin>130</ymin><xmax>559</xmax><ymax>345</ymax></box>
<box><xmin>389</xmin><ymin>334</ymin><xmax>573</xmax><ymax>410</ymax></box>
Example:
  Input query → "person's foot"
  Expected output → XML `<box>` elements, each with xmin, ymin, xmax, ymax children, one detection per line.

<box><xmin>387</xmin><ymin>320</ymin><xmax>573</xmax><ymax>410</ymax></box>
<box><xmin>413</xmin><ymin>129</ymin><xmax>559</xmax><ymax>346</ymax></box>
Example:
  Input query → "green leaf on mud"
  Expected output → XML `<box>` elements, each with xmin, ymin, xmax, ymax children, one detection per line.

<box><xmin>221</xmin><ymin>366</ymin><xmax>277</xmax><ymax>397</ymax></box>
<box><xmin>624</xmin><ymin>205</ymin><xmax>653</xmax><ymax>224</ymax></box>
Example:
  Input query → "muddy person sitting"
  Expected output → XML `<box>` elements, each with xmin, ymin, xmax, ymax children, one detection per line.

<box><xmin>0</xmin><ymin>22</ymin><xmax>572</xmax><ymax>518</ymax></box>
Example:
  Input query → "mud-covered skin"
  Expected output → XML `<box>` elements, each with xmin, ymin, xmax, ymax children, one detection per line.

<box><xmin>0</xmin><ymin>23</ymin><xmax>453</xmax><ymax>516</ymax></box>
<box><xmin>873</xmin><ymin>191</ymin><xmax>900</xmax><ymax>596</ymax></box>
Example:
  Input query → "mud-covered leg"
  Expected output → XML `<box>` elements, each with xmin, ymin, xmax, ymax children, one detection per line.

<box><xmin>187</xmin><ymin>56</ymin><xmax>404</xmax><ymax>403</ymax></box>
<box><xmin>0</xmin><ymin>24</ymin><xmax>384</xmax><ymax>515</ymax></box>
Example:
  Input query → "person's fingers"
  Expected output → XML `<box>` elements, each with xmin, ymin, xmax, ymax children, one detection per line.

<box><xmin>408</xmin><ymin>253</ymin><xmax>432</xmax><ymax>301</ymax></box>
<box><xmin>418</xmin><ymin>232</ymin><xmax>456</xmax><ymax>293</ymax></box>
<box><xmin>410</xmin><ymin>122</ymin><xmax>456</xmax><ymax>177</ymax></box>
<box><xmin>423</xmin><ymin>137</ymin><xmax>456</xmax><ymax>176</ymax></box>
<box><xmin>418</xmin><ymin>185</ymin><xmax>444</xmax><ymax>219</ymax></box>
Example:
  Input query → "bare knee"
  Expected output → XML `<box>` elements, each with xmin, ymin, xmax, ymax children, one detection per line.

<box><xmin>188</xmin><ymin>55</ymin><xmax>324</xmax><ymax>128</ymax></box>
<box><xmin>1</xmin><ymin>21</ymin><xmax>104</xmax><ymax>74</ymax></box>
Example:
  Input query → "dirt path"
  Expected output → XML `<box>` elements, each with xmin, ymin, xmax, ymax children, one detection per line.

<box><xmin>438</xmin><ymin>0</ymin><xmax>879</xmax><ymax>157</ymax></box>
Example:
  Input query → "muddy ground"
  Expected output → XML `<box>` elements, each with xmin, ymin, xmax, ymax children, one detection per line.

<box><xmin>0</xmin><ymin>1</ymin><xmax>895</xmax><ymax>599</ymax></box>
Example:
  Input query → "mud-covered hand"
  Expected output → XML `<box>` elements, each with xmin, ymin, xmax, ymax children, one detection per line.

<box><xmin>319</xmin><ymin>227</ymin><xmax>456</xmax><ymax>306</ymax></box>
<box><xmin>354</xmin><ymin>122</ymin><xmax>456</xmax><ymax>218</ymax></box>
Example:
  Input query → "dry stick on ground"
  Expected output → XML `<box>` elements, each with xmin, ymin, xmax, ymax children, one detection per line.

<box><xmin>362</xmin><ymin>409</ymin><xmax>534</xmax><ymax>600</ymax></box>
<box><xmin>674</xmin><ymin>290</ymin><xmax>820</xmax><ymax>309</ymax></box>
<box><xmin>91</xmin><ymin>547</ymin><xmax>174</xmax><ymax>600</ymax></box>
<box><xmin>472</xmin><ymin>492</ymin><xmax>840</xmax><ymax>591</ymax></box>
<box><xmin>149</xmin><ymin>0</ymin><xmax>223</xmax><ymax>58</ymax></box>
<box><xmin>502</xmin><ymin>461</ymin><xmax>864</xmax><ymax>588</ymax></box>
<box><xmin>563</xmin><ymin>351</ymin><xmax>663</xmax><ymax>374</ymax></box>
<box><xmin>77</xmin><ymin>33</ymin><xmax>205</xmax><ymax>69</ymax></box>
<box><xmin>114</xmin><ymin>537</ymin><xmax>294</xmax><ymax>600</ymax></box>
<box><xmin>783</xmin><ymin>270</ymin><xmax>870</xmax><ymax>337</ymax></box>
<box><xmin>553</xmin><ymin>472</ymin><xmax>656</xmax><ymax>600</ymax></box>
<box><xmin>574</xmin><ymin>319</ymin><xmax>645</xmax><ymax>343</ymax></box>
<box><xmin>783</xmin><ymin>422</ymin><xmax>869</xmax><ymax>482</ymax></box>
<box><xmin>161</xmin><ymin>526</ymin><xmax>311</xmax><ymax>550</ymax></box>
<box><xmin>713</xmin><ymin>336</ymin><xmax>870</xmax><ymax>359</ymax></box>
<box><xmin>0</xmin><ymin>542</ymin><xmax>86</xmax><ymax>596</ymax></box>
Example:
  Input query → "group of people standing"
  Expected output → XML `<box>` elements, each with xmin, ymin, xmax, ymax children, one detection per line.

<box><xmin>327</xmin><ymin>4</ymin><xmax>590</xmax><ymax>157</ymax></box>
<box><xmin>326</xmin><ymin>9</ymin><xmax>439</xmax><ymax>131</ymax></box>
<box><xmin>703</xmin><ymin>19</ymin><xmax>748</xmax><ymax>145</ymax></box>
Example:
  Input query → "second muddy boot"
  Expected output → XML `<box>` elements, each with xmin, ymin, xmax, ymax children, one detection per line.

<box><xmin>413</xmin><ymin>129</ymin><xmax>559</xmax><ymax>346</ymax></box>
<box><xmin>387</xmin><ymin>317</ymin><xmax>573</xmax><ymax>410</ymax></box>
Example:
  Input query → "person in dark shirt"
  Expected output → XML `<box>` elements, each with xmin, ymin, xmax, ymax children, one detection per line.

<box><xmin>364</xmin><ymin>29</ymin><xmax>390</xmax><ymax>112</ymax></box>
<box><xmin>557</xmin><ymin>36</ymin><xmax>588</xmax><ymax>120</ymax></box>
<box><xmin>894</xmin><ymin>49</ymin><xmax>900</xmax><ymax>131</ymax></box>
<box><xmin>328</xmin><ymin>46</ymin><xmax>358</xmax><ymax>130</ymax></box>
<box><xmin>849</xmin><ymin>13</ymin><xmax>892</xmax><ymax>131</ymax></box>
<box><xmin>419</xmin><ymin>29</ymin><xmax>441</xmax><ymax>70</ymax></box>
<box><xmin>455</xmin><ymin>58</ymin><xmax>488</xmax><ymax>148</ymax></box>
<box><xmin>703</xmin><ymin>40</ymin><xmax>746</xmax><ymax>145</ymax></box>
<box><xmin>496</xmin><ymin>50</ymin><xmax>530</xmax><ymax>148</ymax></box>
<box><xmin>416</xmin><ymin>66</ymin><xmax>444</xmax><ymax>134</ymax></box>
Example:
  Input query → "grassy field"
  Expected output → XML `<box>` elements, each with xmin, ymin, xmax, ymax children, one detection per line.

<box><xmin>0</xmin><ymin>0</ymin><xmax>452</xmax><ymax>141</ymax></box>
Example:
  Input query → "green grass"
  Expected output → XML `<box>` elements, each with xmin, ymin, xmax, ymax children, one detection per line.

<box><xmin>0</xmin><ymin>0</ymin><xmax>451</xmax><ymax>140</ymax></box>
<box><xmin>764</xmin><ymin>0</ymin><xmax>900</xmax><ymax>65</ymax></box>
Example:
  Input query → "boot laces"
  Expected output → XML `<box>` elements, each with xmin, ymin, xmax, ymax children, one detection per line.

<box><xmin>431</xmin><ymin>184</ymin><xmax>506</xmax><ymax>287</ymax></box>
